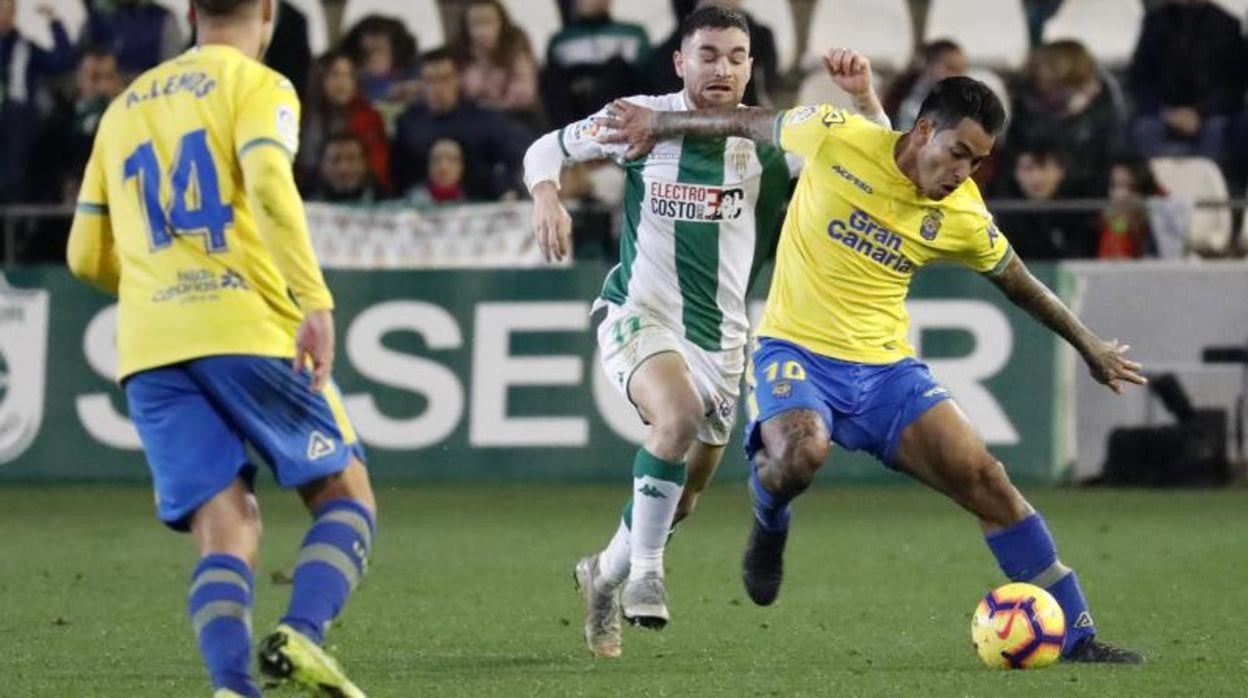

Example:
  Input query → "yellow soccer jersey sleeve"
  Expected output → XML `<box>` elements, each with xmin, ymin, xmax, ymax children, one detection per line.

<box><xmin>67</xmin><ymin>45</ymin><xmax>332</xmax><ymax>380</ymax></box>
<box><xmin>756</xmin><ymin>104</ymin><xmax>1012</xmax><ymax>364</ymax></box>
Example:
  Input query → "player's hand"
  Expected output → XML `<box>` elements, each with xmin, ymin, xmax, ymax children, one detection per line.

<box><xmin>531</xmin><ymin>181</ymin><xmax>573</xmax><ymax>262</ymax></box>
<box><xmin>1084</xmin><ymin>338</ymin><xmax>1147</xmax><ymax>395</ymax></box>
<box><xmin>824</xmin><ymin>48</ymin><xmax>873</xmax><ymax>97</ymax></box>
<box><xmin>596</xmin><ymin>99</ymin><xmax>658</xmax><ymax>160</ymax></box>
<box><xmin>294</xmin><ymin>309</ymin><xmax>336</xmax><ymax>392</ymax></box>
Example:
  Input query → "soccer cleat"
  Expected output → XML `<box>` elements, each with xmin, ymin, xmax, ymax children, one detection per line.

<box><xmin>257</xmin><ymin>624</ymin><xmax>367</xmax><ymax>698</ymax></box>
<box><xmin>620</xmin><ymin>572</ymin><xmax>669</xmax><ymax>630</ymax></box>
<box><xmin>573</xmin><ymin>554</ymin><xmax>623</xmax><ymax>658</ymax></box>
<box><xmin>742</xmin><ymin>519</ymin><xmax>788</xmax><ymax>606</ymax></box>
<box><xmin>1064</xmin><ymin>637</ymin><xmax>1146</xmax><ymax>664</ymax></box>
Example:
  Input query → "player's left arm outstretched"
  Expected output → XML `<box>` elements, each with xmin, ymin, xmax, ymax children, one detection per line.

<box><xmin>599</xmin><ymin>48</ymin><xmax>890</xmax><ymax>159</ymax></box>
<box><xmin>988</xmin><ymin>254</ymin><xmax>1146</xmax><ymax>394</ymax></box>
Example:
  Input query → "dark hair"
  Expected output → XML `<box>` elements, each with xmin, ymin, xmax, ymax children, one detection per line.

<box><xmin>679</xmin><ymin>4</ymin><xmax>750</xmax><ymax>43</ymax></box>
<box><xmin>421</xmin><ymin>46</ymin><xmax>457</xmax><ymax>67</ymax></box>
<box><xmin>916</xmin><ymin>76</ymin><xmax>1007</xmax><ymax>136</ymax></box>
<box><xmin>80</xmin><ymin>44</ymin><xmax>117</xmax><ymax>63</ymax></box>
<box><xmin>1014</xmin><ymin>140</ymin><xmax>1065</xmax><ymax>167</ymax></box>
<box><xmin>322</xmin><ymin>131</ymin><xmax>366</xmax><ymax>157</ymax></box>
<box><xmin>922</xmin><ymin>39</ymin><xmax>962</xmax><ymax>66</ymax></box>
<box><xmin>305</xmin><ymin>49</ymin><xmax>356</xmax><ymax>111</ymax></box>
<box><xmin>456</xmin><ymin>0</ymin><xmax>534</xmax><ymax>68</ymax></box>
<box><xmin>193</xmin><ymin>0</ymin><xmax>257</xmax><ymax>18</ymax></box>
<box><xmin>340</xmin><ymin>15</ymin><xmax>419</xmax><ymax>72</ymax></box>
<box><xmin>1111</xmin><ymin>156</ymin><xmax>1163</xmax><ymax>197</ymax></box>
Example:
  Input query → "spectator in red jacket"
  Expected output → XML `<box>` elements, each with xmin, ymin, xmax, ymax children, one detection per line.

<box><xmin>299</xmin><ymin>50</ymin><xmax>392</xmax><ymax>197</ymax></box>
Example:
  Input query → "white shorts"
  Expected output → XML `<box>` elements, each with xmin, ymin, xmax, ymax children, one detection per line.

<box><xmin>596</xmin><ymin>302</ymin><xmax>744</xmax><ymax>446</ymax></box>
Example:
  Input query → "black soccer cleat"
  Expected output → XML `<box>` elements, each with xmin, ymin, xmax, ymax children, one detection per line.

<box><xmin>742</xmin><ymin>520</ymin><xmax>788</xmax><ymax>606</ymax></box>
<box><xmin>1064</xmin><ymin>637</ymin><xmax>1146</xmax><ymax>664</ymax></box>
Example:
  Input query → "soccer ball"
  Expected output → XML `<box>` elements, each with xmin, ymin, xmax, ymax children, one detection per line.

<box><xmin>971</xmin><ymin>583</ymin><xmax>1066</xmax><ymax>669</ymax></box>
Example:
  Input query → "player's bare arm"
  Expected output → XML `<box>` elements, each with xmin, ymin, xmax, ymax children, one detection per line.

<box><xmin>988</xmin><ymin>255</ymin><xmax>1146</xmax><ymax>395</ymax></box>
<box><xmin>600</xmin><ymin>47</ymin><xmax>888</xmax><ymax>159</ymax></box>
<box><xmin>530</xmin><ymin>180</ymin><xmax>572</xmax><ymax>262</ymax></box>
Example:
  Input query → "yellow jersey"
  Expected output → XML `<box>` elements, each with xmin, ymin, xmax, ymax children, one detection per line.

<box><xmin>72</xmin><ymin>44</ymin><xmax>332</xmax><ymax>379</ymax></box>
<box><xmin>756</xmin><ymin>105</ymin><xmax>1013</xmax><ymax>364</ymax></box>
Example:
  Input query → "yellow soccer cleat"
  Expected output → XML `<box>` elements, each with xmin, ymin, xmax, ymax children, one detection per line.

<box><xmin>258</xmin><ymin>624</ymin><xmax>366</xmax><ymax>698</ymax></box>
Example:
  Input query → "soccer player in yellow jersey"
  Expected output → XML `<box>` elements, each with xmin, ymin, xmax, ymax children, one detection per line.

<box><xmin>601</xmin><ymin>76</ymin><xmax>1147</xmax><ymax>663</ymax></box>
<box><xmin>66</xmin><ymin>1</ymin><xmax>373</xmax><ymax>695</ymax></box>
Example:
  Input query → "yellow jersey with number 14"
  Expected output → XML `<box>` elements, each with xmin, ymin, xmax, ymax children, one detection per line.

<box><xmin>756</xmin><ymin>105</ymin><xmax>1013</xmax><ymax>364</ymax></box>
<box><xmin>75</xmin><ymin>44</ymin><xmax>331</xmax><ymax>380</ymax></box>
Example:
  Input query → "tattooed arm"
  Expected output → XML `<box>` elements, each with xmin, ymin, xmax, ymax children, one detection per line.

<box><xmin>989</xmin><ymin>254</ymin><xmax>1147</xmax><ymax>394</ymax></box>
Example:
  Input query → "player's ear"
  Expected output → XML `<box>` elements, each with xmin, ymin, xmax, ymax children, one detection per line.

<box><xmin>673</xmin><ymin>50</ymin><xmax>684</xmax><ymax>79</ymax></box>
<box><xmin>913</xmin><ymin>117</ymin><xmax>934</xmax><ymax>146</ymax></box>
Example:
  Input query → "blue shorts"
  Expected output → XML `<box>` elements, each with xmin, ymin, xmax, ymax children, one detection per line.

<box><xmin>744</xmin><ymin>338</ymin><xmax>951</xmax><ymax>468</ymax></box>
<box><xmin>124</xmin><ymin>355</ymin><xmax>365</xmax><ymax>531</ymax></box>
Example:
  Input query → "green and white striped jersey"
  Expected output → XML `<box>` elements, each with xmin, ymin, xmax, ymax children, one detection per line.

<box><xmin>559</xmin><ymin>93</ymin><xmax>800</xmax><ymax>351</ymax></box>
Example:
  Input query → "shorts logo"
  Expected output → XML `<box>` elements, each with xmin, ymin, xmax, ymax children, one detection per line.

<box><xmin>920</xmin><ymin>208</ymin><xmax>944</xmax><ymax>241</ymax></box>
<box><xmin>649</xmin><ymin>181</ymin><xmax>744</xmax><ymax>222</ymax></box>
<box><xmin>772</xmin><ymin>381</ymin><xmax>792</xmax><ymax>398</ymax></box>
<box><xmin>307</xmin><ymin>431</ymin><xmax>336</xmax><ymax>460</ymax></box>
<box><xmin>718</xmin><ymin>397</ymin><xmax>733</xmax><ymax>420</ymax></box>
<box><xmin>785</xmin><ymin>106</ymin><xmax>817</xmax><ymax>126</ymax></box>
<box><xmin>923</xmin><ymin>386</ymin><xmax>948</xmax><ymax>399</ymax></box>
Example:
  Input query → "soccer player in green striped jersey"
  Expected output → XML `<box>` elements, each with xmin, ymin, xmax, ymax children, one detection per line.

<box><xmin>523</xmin><ymin>5</ymin><xmax>888</xmax><ymax>658</ymax></box>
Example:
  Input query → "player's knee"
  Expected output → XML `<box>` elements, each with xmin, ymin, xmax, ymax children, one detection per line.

<box><xmin>650</xmin><ymin>405</ymin><xmax>702</xmax><ymax>453</ymax></box>
<box><xmin>957</xmin><ymin>458</ymin><xmax>1027</xmax><ymax>524</ymax></box>
<box><xmin>773</xmin><ymin>437</ymin><xmax>828</xmax><ymax>492</ymax></box>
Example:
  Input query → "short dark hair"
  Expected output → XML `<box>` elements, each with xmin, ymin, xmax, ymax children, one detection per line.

<box><xmin>80</xmin><ymin>45</ymin><xmax>117</xmax><ymax>63</ymax></box>
<box><xmin>420</xmin><ymin>47</ymin><xmax>457</xmax><ymax>67</ymax></box>
<box><xmin>680</xmin><ymin>4</ymin><xmax>750</xmax><ymax>43</ymax></box>
<box><xmin>922</xmin><ymin>39</ymin><xmax>962</xmax><ymax>65</ymax></box>
<box><xmin>322</xmin><ymin>131</ymin><xmax>366</xmax><ymax>157</ymax></box>
<box><xmin>915</xmin><ymin>76</ymin><xmax>1007</xmax><ymax>137</ymax></box>
<box><xmin>193</xmin><ymin>0</ymin><xmax>258</xmax><ymax>18</ymax></box>
<box><xmin>1015</xmin><ymin>140</ymin><xmax>1065</xmax><ymax>167</ymax></box>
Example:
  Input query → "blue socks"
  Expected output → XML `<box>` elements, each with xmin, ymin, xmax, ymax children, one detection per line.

<box><xmin>985</xmin><ymin>513</ymin><xmax>1095</xmax><ymax>655</ymax></box>
<box><xmin>749</xmin><ymin>463</ymin><xmax>792</xmax><ymax>532</ymax></box>
<box><xmin>188</xmin><ymin>554</ymin><xmax>259</xmax><ymax>697</ymax></box>
<box><xmin>280</xmin><ymin>499</ymin><xmax>376</xmax><ymax>645</ymax></box>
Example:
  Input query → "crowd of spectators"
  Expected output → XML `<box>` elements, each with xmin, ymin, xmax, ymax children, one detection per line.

<box><xmin>2</xmin><ymin>0</ymin><xmax>1248</xmax><ymax>263</ymax></box>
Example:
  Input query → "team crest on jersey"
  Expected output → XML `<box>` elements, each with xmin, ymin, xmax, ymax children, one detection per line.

<box><xmin>772</xmin><ymin>381</ymin><xmax>792</xmax><ymax>398</ymax></box>
<box><xmin>785</xmin><ymin>106</ymin><xmax>818</xmax><ymax>126</ymax></box>
<box><xmin>729</xmin><ymin>142</ymin><xmax>753</xmax><ymax>179</ymax></box>
<box><xmin>649</xmin><ymin>181</ymin><xmax>745</xmax><ymax>222</ymax></box>
<box><xmin>920</xmin><ymin>208</ymin><xmax>944</xmax><ymax>241</ymax></box>
<box><xmin>0</xmin><ymin>275</ymin><xmax>48</xmax><ymax>467</ymax></box>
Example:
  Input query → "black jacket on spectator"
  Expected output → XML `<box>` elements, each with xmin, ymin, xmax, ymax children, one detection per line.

<box><xmin>541</xmin><ymin>16</ymin><xmax>650</xmax><ymax>125</ymax></box>
<box><xmin>1129</xmin><ymin>2</ymin><xmax>1248</xmax><ymax>117</ymax></box>
<box><xmin>391</xmin><ymin>100</ymin><xmax>531</xmax><ymax>200</ymax></box>
<box><xmin>645</xmin><ymin>10</ymin><xmax>779</xmax><ymax>107</ymax></box>
<box><xmin>1007</xmin><ymin>85</ymin><xmax>1125</xmax><ymax>198</ymax></box>
<box><xmin>267</xmin><ymin>1</ymin><xmax>312</xmax><ymax>99</ymax></box>
<box><xmin>992</xmin><ymin>178</ymin><xmax>1098</xmax><ymax>260</ymax></box>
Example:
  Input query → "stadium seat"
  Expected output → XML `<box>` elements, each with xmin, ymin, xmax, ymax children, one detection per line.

<box><xmin>341</xmin><ymin>0</ymin><xmax>445</xmax><ymax>54</ymax></box>
<box><xmin>965</xmin><ymin>68</ymin><xmax>1011</xmax><ymax>124</ymax></box>
<box><xmin>805</xmin><ymin>0</ymin><xmax>913</xmax><ymax>74</ymax></box>
<box><xmin>285</xmin><ymin>0</ymin><xmax>330</xmax><ymax>55</ymax></box>
<box><xmin>796</xmin><ymin>69</ymin><xmax>883</xmax><ymax>112</ymax></box>
<box><xmin>740</xmin><ymin>0</ymin><xmax>798</xmax><ymax>73</ymax></box>
<box><xmin>1042</xmin><ymin>0</ymin><xmax>1143</xmax><ymax>70</ymax></box>
<box><xmin>499</xmin><ymin>0</ymin><xmax>562</xmax><ymax>65</ymax></box>
<box><xmin>15</xmin><ymin>0</ymin><xmax>87</xmax><ymax>50</ymax></box>
<box><xmin>1149</xmin><ymin>157</ymin><xmax>1234</xmax><ymax>256</ymax></box>
<box><xmin>924</xmin><ymin>0</ymin><xmax>1029</xmax><ymax>72</ymax></box>
<box><xmin>611</xmin><ymin>0</ymin><xmax>676</xmax><ymax>47</ymax></box>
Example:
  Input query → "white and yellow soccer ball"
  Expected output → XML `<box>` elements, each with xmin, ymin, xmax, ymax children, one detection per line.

<box><xmin>971</xmin><ymin>583</ymin><xmax>1066</xmax><ymax>669</ymax></box>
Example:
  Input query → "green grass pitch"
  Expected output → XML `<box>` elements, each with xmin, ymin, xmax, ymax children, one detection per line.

<box><xmin>1</xmin><ymin>483</ymin><xmax>1245</xmax><ymax>696</ymax></box>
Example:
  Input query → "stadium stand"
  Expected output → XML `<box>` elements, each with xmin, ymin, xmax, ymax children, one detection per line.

<box><xmin>805</xmin><ymin>0</ymin><xmax>912</xmax><ymax>73</ymax></box>
<box><xmin>924</xmin><ymin>0</ymin><xmax>1030</xmax><ymax>72</ymax></box>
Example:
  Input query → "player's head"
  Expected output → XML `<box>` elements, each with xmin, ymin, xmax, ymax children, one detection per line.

<box><xmin>428</xmin><ymin>137</ymin><xmax>466</xmax><ymax>188</ymax></box>
<box><xmin>906</xmin><ymin>76</ymin><xmax>1006</xmax><ymax>200</ymax></box>
<box><xmin>675</xmin><ymin>4</ymin><xmax>752</xmax><ymax>109</ymax></box>
<box><xmin>320</xmin><ymin>132</ymin><xmax>370</xmax><ymax>194</ymax></box>
<box><xmin>921</xmin><ymin>40</ymin><xmax>966</xmax><ymax>83</ymax></box>
<box><xmin>76</xmin><ymin>46</ymin><xmax>123</xmax><ymax>103</ymax></box>
<box><xmin>190</xmin><ymin>0</ymin><xmax>277</xmax><ymax>60</ymax></box>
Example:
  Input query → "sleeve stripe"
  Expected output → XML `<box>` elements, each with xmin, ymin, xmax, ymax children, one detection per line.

<box><xmin>773</xmin><ymin>110</ymin><xmax>785</xmax><ymax>148</ymax></box>
<box><xmin>75</xmin><ymin>202</ymin><xmax>109</xmax><ymax>215</ymax></box>
<box><xmin>237</xmin><ymin>137</ymin><xmax>294</xmax><ymax>161</ymax></box>
<box><xmin>985</xmin><ymin>245</ymin><xmax>1015</xmax><ymax>276</ymax></box>
<box><xmin>556</xmin><ymin>127</ymin><xmax>571</xmax><ymax>158</ymax></box>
